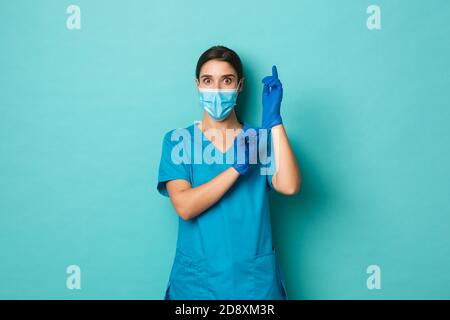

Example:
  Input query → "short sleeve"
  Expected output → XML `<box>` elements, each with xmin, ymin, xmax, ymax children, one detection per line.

<box><xmin>157</xmin><ymin>130</ymin><xmax>191</xmax><ymax>197</ymax></box>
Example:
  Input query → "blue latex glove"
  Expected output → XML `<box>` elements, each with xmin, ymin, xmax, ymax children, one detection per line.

<box><xmin>232</xmin><ymin>130</ymin><xmax>259</xmax><ymax>175</ymax></box>
<box><xmin>262</xmin><ymin>65</ymin><xmax>283</xmax><ymax>129</ymax></box>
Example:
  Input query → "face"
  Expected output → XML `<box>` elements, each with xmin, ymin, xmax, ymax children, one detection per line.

<box><xmin>196</xmin><ymin>59</ymin><xmax>244</xmax><ymax>92</ymax></box>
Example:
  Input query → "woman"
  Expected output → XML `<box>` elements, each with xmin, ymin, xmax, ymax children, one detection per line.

<box><xmin>157</xmin><ymin>45</ymin><xmax>301</xmax><ymax>299</ymax></box>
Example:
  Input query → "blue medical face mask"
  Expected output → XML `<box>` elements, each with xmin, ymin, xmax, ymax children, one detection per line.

<box><xmin>198</xmin><ymin>81</ymin><xmax>241</xmax><ymax>121</ymax></box>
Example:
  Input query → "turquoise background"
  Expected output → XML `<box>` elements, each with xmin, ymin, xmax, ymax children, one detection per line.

<box><xmin>1</xmin><ymin>0</ymin><xmax>449</xmax><ymax>299</ymax></box>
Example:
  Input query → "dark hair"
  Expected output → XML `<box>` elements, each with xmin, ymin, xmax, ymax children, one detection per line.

<box><xmin>195</xmin><ymin>45</ymin><xmax>244</xmax><ymax>81</ymax></box>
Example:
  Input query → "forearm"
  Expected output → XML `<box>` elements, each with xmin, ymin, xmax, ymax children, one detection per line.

<box><xmin>271</xmin><ymin>124</ymin><xmax>301</xmax><ymax>195</ymax></box>
<box><xmin>170</xmin><ymin>167</ymin><xmax>240</xmax><ymax>220</ymax></box>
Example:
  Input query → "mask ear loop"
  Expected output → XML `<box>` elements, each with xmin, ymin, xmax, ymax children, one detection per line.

<box><xmin>235</xmin><ymin>78</ymin><xmax>243</xmax><ymax>99</ymax></box>
<box><xmin>234</xmin><ymin>79</ymin><xmax>242</xmax><ymax>122</ymax></box>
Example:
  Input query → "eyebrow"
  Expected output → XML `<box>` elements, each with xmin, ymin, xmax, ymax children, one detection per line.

<box><xmin>200</xmin><ymin>74</ymin><xmax>236</xmax><ymax>79</ymax></box>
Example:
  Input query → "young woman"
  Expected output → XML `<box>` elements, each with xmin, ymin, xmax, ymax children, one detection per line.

<box><xmin>157</xmin><ymin>45</ymin><xmax>301</xmax><ymax>300</ymax></box>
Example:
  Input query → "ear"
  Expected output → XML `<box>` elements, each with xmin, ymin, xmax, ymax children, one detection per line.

<box><xmin>195</xmin><ymin>78</ymin><xmax>200</xmax><ymax>93</ymax></box>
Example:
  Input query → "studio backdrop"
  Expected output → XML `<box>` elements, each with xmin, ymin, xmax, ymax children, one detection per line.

<box><xmin>1</xmin><ymin>0</ymin><xmax>449</xmax><ymax>299</ymax></box>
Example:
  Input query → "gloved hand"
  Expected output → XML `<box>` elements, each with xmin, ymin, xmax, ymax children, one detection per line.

<box><xmin>231</xmin><ymin>130</ymin><xmax>259</xmax><ymax>175</ymax></box>
<box><xmin>262</xmin><ymin>65</ymin><xmax>283</xmax><ymax>129</ymax></box>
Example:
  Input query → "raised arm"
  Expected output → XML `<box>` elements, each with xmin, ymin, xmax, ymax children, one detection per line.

<box><xmin>270</xmin><ymin>124</ymin><xmax>301</xmax><ymax>195</ymax></box>
<box><xmin>262</xmin><ymin>65</ymin><xmax>301</xmax><ymax>195</ymax></box>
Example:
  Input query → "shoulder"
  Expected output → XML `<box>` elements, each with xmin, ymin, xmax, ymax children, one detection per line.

<box><xmin>164</xmin><ymin>123</ymin><xmax>195</xmax><ymax>141</ymax></box>
<box><xmin>162</xmin><ymin>122</ymin><xmax>197</xmax><ymax>143</ymax></box>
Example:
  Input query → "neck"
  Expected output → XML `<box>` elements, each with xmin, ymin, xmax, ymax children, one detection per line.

<box><xmin>200</xmin><ymin>111</ymin><xmax>242</xmax><ymax>131</ymax></box>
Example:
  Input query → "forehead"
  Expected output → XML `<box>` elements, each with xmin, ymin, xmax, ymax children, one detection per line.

<box><xmin>199</xmin><ymin>59</ymin><xmax>237</xmax><ymax>77</ymax></box>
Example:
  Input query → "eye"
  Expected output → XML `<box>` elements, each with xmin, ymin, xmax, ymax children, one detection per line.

<box><xmin>223</xmin><ymin>78</ymin><xmax>233</xmax><ymax>85</ymax></box>
<box><xmin>203</xmin><ymin>78</ymin><xmax>211</xmax><ymax>85</ymax></box>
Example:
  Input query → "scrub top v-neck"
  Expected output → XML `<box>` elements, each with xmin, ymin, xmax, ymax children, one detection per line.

<box><xmin>157</xmin><ymin>120</ymin><xmax>288</xmax><ymax>300</ymax></box>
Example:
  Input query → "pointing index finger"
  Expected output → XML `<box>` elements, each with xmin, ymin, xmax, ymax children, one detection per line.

<box><xmin>272</xmin><ymin>65</ymin><xmax>278</xmax><ymax>79</ymax></box>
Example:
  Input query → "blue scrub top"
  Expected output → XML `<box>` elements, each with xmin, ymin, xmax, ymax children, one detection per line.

<box><xmin>157</xmin><ymin>120</ymin><xmax>288</xmax><ymax>300</ymax></box>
